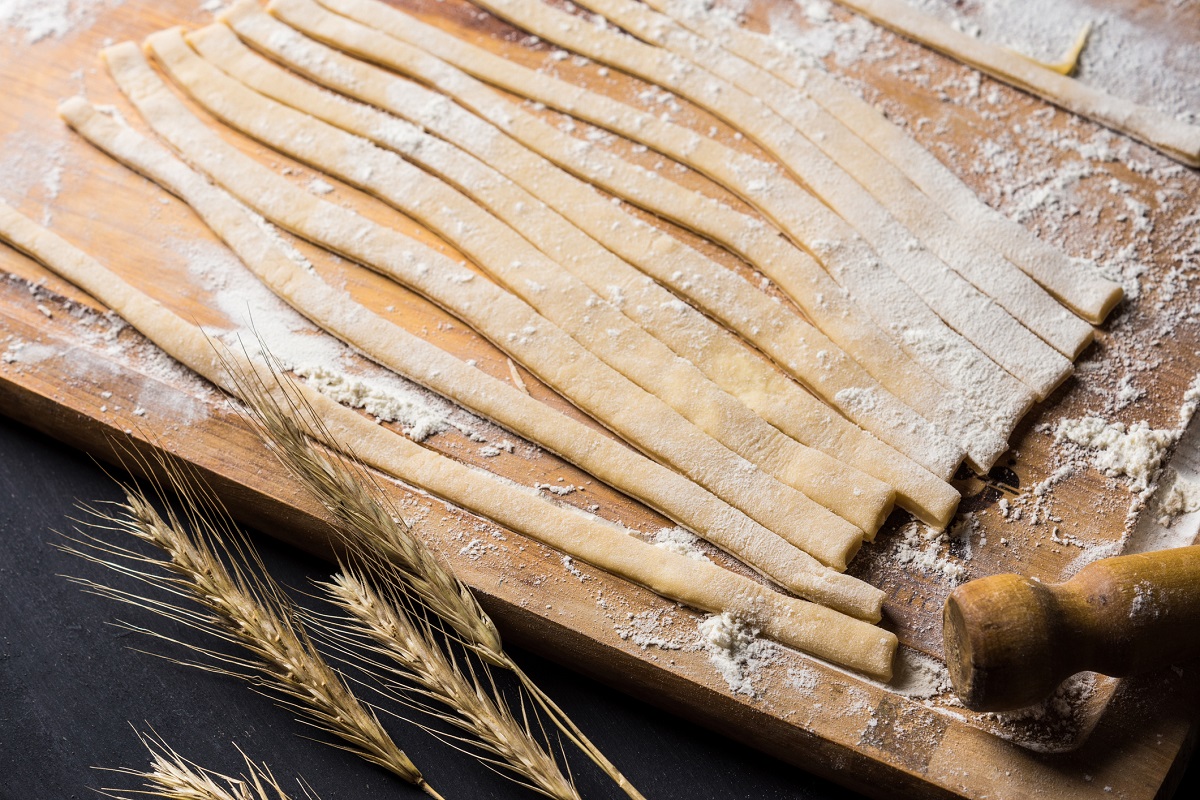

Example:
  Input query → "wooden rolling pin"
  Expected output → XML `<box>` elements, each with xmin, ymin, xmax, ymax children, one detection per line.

<box><xmin>942</xmin><ymin>546</ymin><xmax>1200</xmax><ymax>711</ymax></box>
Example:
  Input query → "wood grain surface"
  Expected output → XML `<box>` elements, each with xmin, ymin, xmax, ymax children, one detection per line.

<box><xmin>2</xmin><ymin>1</ymin><xmax>1199</xmax><ymax>798</ymax></box>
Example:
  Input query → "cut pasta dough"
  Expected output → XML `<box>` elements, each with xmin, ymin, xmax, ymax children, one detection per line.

<box><xmin>0</xmin><ymin>196</ymin><xmax>895</xmax><ymax>676</ymax></box>
<box><xmin>643</xmin><ymin>0</ymin><xmax>1124</xmax><ymax>325</ymax></box>
<box><xmin>221</xmin><ymin>4</ymin><xmax>962</xmax><ymax>522</ymax></box>
<box><xmin>185</xmin><ymin>21</ymin><xmax>895</xmax><ymax>537</ymax></box>
<box><xmin>106</xmin><ymin>41</ymin><xmax>857</xmax><ymax>569</ymax></box>
<box><xmin>437</xmin><ymin>0</ymin><xmax>1071</xmax><ymax>401</ymax></box>
<box><xmin>272</xmin><ymin>0</ymin><xmax>1022</xmax><ymax>474</ymax></box>
<box><xmin>569</xmin><ymin>0</ymin><xmax>1093</xmax><ymax>361</ymax></box>
<box><xmin>145</xmin><ymin>27</ymin><xmax>871</xmax><ymax>564</ymax></box>
<box><xmin>60</xmin><ymin>97</ymin><xmax>867</xmax><ymax>602</ymax></box>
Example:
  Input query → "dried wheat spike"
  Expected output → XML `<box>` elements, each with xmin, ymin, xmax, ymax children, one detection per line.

<box><xmin>100</xmin><ymin>729</ymin><xmax>298</xmax><ymax>800</ymax></box>
<box><xmin>224</xmin><ymin>343</ymin><xmax>644</xmax><ymax>800</ymax></box>
<box><xmin>60</xmin><ymin>453</ymin><xmax>442</xmax><ymax>799</ymax></box>
<box><xmin>318</xmin><ymin>566</ymin><xmax>580</xmax><ymax>800</ymax></box>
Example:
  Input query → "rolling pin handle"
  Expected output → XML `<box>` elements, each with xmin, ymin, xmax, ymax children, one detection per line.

<box><xmin>943</xmin><ymin>546</ymin><xmax>1200</xmax><ymax>711</ymax></box>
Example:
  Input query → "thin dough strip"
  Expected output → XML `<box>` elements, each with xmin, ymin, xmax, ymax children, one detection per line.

<box><xmin>269</xmin><ymin>0</ymin><xmax>1015</xmax><ymax>473</ymax></box>
<box><xmin>145</xmin><ymin>28</ymin><xmax>867</xmax><ymax>565</ymax></box>
<box><xmin>60</xmin><ymin>97</ymin><xmax>864</xmax><ymax>605</ymax></box>
<box><xmin>187</xmin><ymin>22</ymin><xmax>895</xmax><ymax>536</ymax></box>
<box><xmin>442</xmin><ymin>0</ymin><xmax>1072</xmax><ymax>400</ymax></box>
<box><xmin>823</xmin><ymin>0</ymin><xmax>1200</xmax><ymax>169</ymax></box>
<box><xmin>107</xmin><ymin>42</ymin><xmax>850</xmax><ymax>569</ymax></box>
<box><xmin>0</xmin><ymin>197</ymin><xmax>894</xmax><ymax>676</ymax></box>
<box><xmin>645</xmin><ymin>0</ymin><xmax>1123</xmax><ymax>325</ymax></box>
<box><xmin>570</xmin><ymin>0</ymin><xmax>1092</xmax><ymax>361</ymax></box>
<box><xmin>216</xmin><ymin>11</ymin><xmax>959</xmax><ymax>527</ymax></box>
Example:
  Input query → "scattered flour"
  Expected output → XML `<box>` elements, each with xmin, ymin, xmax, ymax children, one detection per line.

<box><xmin>615</xmin><ymin>608</ymin><xmax>687</xmax><ymax>651</ymax></box>
<box><xmin>785</xmin><ymin>664</ymin><xmax>819</xmax><ymax>693</ymax></box>
<box><xmin>0</xmin><ymin>0</ymin><xmax>124</xmax><ymax>43</ymax></box>
<box><xmin>1</xmin><ymin>338</ymin><xmax>57</xmax><ymax>365</ymax></box>
<box><xmin>652</xmin><ymin>526</ymin><xmax>709</xmax><ymax>561</ymax></box>
<box><xmin>905</xmin><ymin>0</ymin><xmax>1200</xmax><ymax>123</ymax></box>
<box><xmin>292</xmin><ymin>364</ymin><xmax>447</xmax><ymax>441</ymax></box>
<box><xmin>697</xmin><ymin>612</ymin><xmax>778</xmax><ymax>696</ymax></box>
<box><xmin>307</xmin><ymin>177</ymin><xmax>335</xmax><ymax>195</ymax></box>
<box><xmin>892</xmin><ymin>521</ymin><xmax>965</xmax><ymax>584</ymax></box>
<box><xmin>0</xmin><ymin>132</ymin><xmax>67</xmax><ymax>224</ymax></box>
<box><xmin>1153</xmin><ymin>467</ymin><xmax>1200</xmax><ymax>526</ymax></box>
<box><xmin>888</xmin><ymin>648</ymin><xmax>952</xmax><ymax>700</ymax></box>
<box><xmin>989</xmin><ymin>673</ymin><xmax>1099</xmax><ymax>753</ymax></box>
<box><xmin>535</xmin><ymin>481</ymin><xmax>577</xmax><ymax>496</ymax></box>
<box><xmin>1055</xmin><ymin>416</ymin><xmax>1178</xmax><ymax>491</ymax></box>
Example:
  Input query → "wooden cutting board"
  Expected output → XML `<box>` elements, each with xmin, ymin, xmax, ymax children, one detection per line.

<box><xmin>3</xmin><ymin>1</ymin><xmax>1199</xmax><ymax>798</ymax></box>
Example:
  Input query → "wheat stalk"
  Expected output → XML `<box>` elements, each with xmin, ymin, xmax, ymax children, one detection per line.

<box><xmin>100</xmin><ymin>729</ymin><xmax>301</xmax><ymax>800</ymax></box>
<box><xmin>59</xmin><ymin>454</ymin><xmax>442</xmax><ymax>799</ymax></box>
<box><xmin>223</xmin><ymin>345</ymin><xmax>645</xmax><ymax>799</ymax></box>
<box><xmin>315</xmin><ymin>567</ymin><xmax>580</xmax><ymax>800</ymax></box>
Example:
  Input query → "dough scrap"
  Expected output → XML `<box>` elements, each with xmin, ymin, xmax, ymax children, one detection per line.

<box><xmin>645</xmin><ymin>0</ymin><xmax>1124</xmax><ymax>325</ymax></box>
<box><xmin>60</xmin><ymin>97</ymin><xmax>863</xmax><ymax>604</ymax></box>
<box><xmin>825</xmin><ymin>0</ymin><xmax>1200</xmax><ymax>169</ymax></box>
<box><xmin>186</xmin><ymin>21</ymin><xmax>895</xmax><ymax>537</ymax></box>
<box><xmin>274</xmin><ymin>0</ymin><xmax>1016</xmax><ymax>474</ymax></box>
<box><xmin>145</xmin><ymin>27</ymin><xmax>867</xmax><ymax>566</ymax></box>
<box><xmin>0</xmin><ymin>196</ymin><xmax>894</xmax><ymax>676</ymax></box>
<box><xmin>106</xmin><ymin>41</ymin><xmax>853</xmax><ymax>569</ymax></box>
<box><xmin>224</xmin><ymin>4</ymin><xmax>961</xmax><ymax>523</ymax></box>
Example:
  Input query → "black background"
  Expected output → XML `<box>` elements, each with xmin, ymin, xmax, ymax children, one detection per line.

<box><xmin>1</xmin><ymin>413</ymin><xmax>1195</xmax><ymax>799</ymax></box>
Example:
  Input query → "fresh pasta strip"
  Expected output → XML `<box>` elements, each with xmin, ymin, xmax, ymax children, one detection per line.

<box><xmin>186</xmin><ymin>21</ymin><xmax>896</xmax><ymax>535</ymax></box>
<box><xmin>270</xmin><ymin>0</ymin><xmax>1018</xmax><ymax>474</ymax></box>
<box><xmin>145</xmin><ymin>27</ymin><xmax>868</xmax><ymax>565</ymax></box>
<box><xmin>224</xmin><ymin>3</ymin><xmax>962</xmax><ymax>519</ymax></box>
<box><xmin>60</xmin><ymin>97</ymin><xmax>862</xmax><ymax>602</ymax></box>
<box><xmin>569</xmin><ymin>0</ymin><xmax>1092</xmax><ymax>361</ymax></box>
<box><xmin>107</xmin><ymin>41</ymin><xmax>854</xmax><ymax>569</ymax></box>
<box><xmin>0</xmin><ymin>195</ymin><xmax>894</xmax><ymax>675</ymax></box>
<box><xmin>439</xmin><ymin>0</ymin><xmax>1071</xmax><ymax>401</ymax></box>
<box><xmin>824</xmin><ymin>0</ymin><xmax>1200</xmax><ymax>169</ymax></box>
<box><xmin>643</xmin><ymin>0</ymin><xmax>1123</xmax><ymax>324</ymax></box>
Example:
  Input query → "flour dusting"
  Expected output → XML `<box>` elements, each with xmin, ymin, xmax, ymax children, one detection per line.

<box><xmin>293</xmin><ymin>364</ymin><xmax>447</xmax><ymax>441</ymax></box>
<box><xmin>697</xmin><ymin>612</ymin><xmax>777</xmax><ymax>696</ymax></box>
<box><xmin>1055</xmin><ymin>416</ymin><xmax>1178</xmax><ymax>491</ymax></box>
<box><xmin>0</xmin><ymin>0</ymin><xmax>123</xmax><ymax>43</ymax></box>
<box><xmin>653</xmin><ymin>526</ymin><xmax>709</xmax><ymax>561</ymax></box>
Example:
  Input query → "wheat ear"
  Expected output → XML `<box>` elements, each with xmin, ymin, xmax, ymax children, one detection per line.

<box><xmin>224</xmin><ymin>347</ymin><xmax>645</xmax><ymax>799</ymax></box>
<box><xmin>59</xmin><ymin>455</ymin><xmax>442</xmax><ymax>799</ymax></box>
<box><xmin>100</xmin><ymin>729</ymin><xmax>300</xmax><ymax>800</ymax></box>
<box><xmin>315</xmin><ymin>566</ymin><xmax>580</xmax><ymax>800</ymax></box>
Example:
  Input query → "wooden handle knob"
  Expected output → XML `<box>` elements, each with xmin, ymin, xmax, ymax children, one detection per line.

<box><xmin>943</xmin><ymin>546</ymin><xmax>1200</xmax><ymax>711</ymax></box>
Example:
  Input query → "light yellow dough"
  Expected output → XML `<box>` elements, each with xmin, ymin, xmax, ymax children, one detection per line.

<box><xmin>220</xmin><ymin>4</ymin><xmax>961</xmax><ymax>524</ymax></box>
<box><xmin>418</xmin><ymin>0</ymin><xmax>1071</xmax><ymax>402</ymax></box>
<box><xmin>60</xmin><ymin>96</ymin><xmax>867</xmax><ymax>603</ymax></box>
<box><xmin>144</xmin><ymin>27</ymin><xmax>869</xmax><ymax>565</ymax></box>
<box><xmin>105</xmin><ymin>41</ymin><xmax>855</xmax><ymax>569</ymax></box>
<box><xmin>185</xmin><ymin>20</ymin><xmax>896</xmax><ymax>537</ymax></box>
<box><xmin>0</xmin><ymin>196</ymin><xmax>895</xmax><ymax>677</ymax></box>
<box><xmin>643</xmin><ymin>0</ymin><xmax>1124</xmax><ymax>325</ymax></box>
<box><xmin>570</xmin><ymin>0</ymin><xmax>1093</xmax><ymax>361</ymax></box>
<box><xmin>273</xmin><ymin>0</ymin><xmax>1021</xmax><ymax>474</ymax></box>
